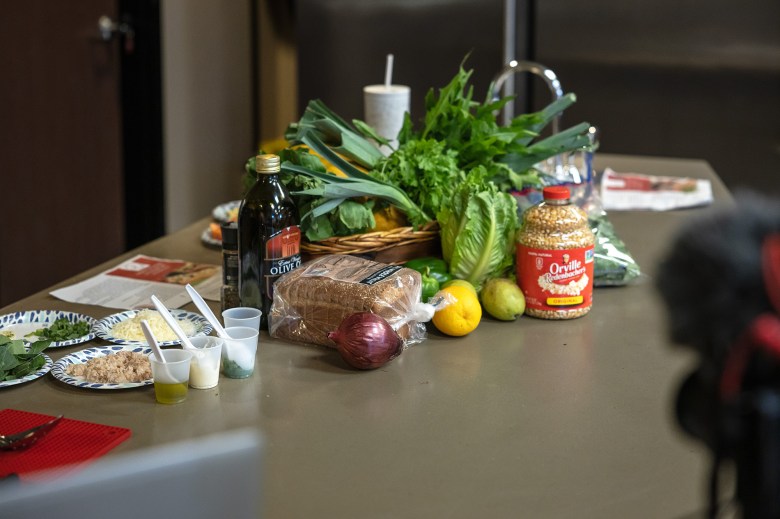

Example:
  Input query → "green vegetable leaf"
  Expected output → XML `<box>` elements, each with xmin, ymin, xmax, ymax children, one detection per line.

<box><xmin>284</xmin><ymin>162</ymin><xmax>431</xmax><ymax>227</ymax></box>
<box><xmin>397</xmin><ymin>60</ymin><xmax>593</xmax><ymax>192</ymax></box>
<box><xmin>438</xmin><ymin>168</ymin><xmax>518</xmax><ymax>291</ymax></box>
<box><xmin>374</xmin><ymin>138</ymin><xmax>463</xmax><ymax>218</ymax></box>
<box><xmin>26</xmin><ymin>318</ymin><xmax>89</xmax><ymax>342</ymax></box>
<box><xmin>0</xmin><ymin>338</ymin><xmax>51</xmax><ymax>381</ymax></box>
<box><xmin>286</xmin><ymin>100</ymin><xmax>385</xmax><ymax>169</ymax></box>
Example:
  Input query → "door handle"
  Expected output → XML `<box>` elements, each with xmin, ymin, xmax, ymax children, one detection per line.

<box><xmin>97</xmin><ymin>15</ymin><xmax>135</xmax><ymax>54</ymax></box>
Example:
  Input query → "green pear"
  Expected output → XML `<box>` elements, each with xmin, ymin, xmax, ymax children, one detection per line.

<box><xmin>480</xmin><ymin>278</ymin><xmax>526</xmax><ymax>321</ymax></box>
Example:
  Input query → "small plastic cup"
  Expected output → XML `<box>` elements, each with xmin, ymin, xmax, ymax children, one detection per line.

<box><xmin>221</xmin><ymin>326</ymin><xmax>259</xmax><ymax>379</ymax></box>
<box><xmin>363</xmin><ymin>84</ymin><xmax>410</xmax><ymax>153</ymax></box>
<box><xmin>187</xmin><ymin>336</ymin><xmax>223</xmax><ymax>389</ymax></box>
<box><xmin>222</xmin><ymin>307</ymin><xmax>262</xmax><ymax>331</ymax></box>
<box><xmin>149</xmin><ymin>349</ymin><xmax>193</xmax><ymax>404</ymax></box>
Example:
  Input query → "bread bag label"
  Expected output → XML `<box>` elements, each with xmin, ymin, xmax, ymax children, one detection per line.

<box><xmin>301</xmin><ymin>255</ymin><xmax>403</xmax><ymax>285</ymax></box>
<box><xmin>359</xmin><ymin>265</ymin><xmax>403</xmax><ymax>285</ymax></box>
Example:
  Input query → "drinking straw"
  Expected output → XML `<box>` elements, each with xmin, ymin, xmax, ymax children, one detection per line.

<box><xmin>384</xmin><ymin>54</ymin><xmax>394</xmax><ymax>88</ymax></box>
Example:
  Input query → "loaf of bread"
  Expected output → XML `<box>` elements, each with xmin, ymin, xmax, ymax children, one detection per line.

<box><xmin>269</xmin><ymin>255</ymin><xmax>424</xmax><ymax>347</ymax></box>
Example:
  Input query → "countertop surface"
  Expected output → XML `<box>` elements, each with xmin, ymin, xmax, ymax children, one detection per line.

<box><xmin>0</xmin><ymin>154</ymin><xmax>733</xmax><ymax>518</ymax></box>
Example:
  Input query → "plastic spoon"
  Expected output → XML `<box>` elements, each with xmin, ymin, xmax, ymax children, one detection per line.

<box><xmin>150</xmin><ymin>295</ymin><xmax>203</xmax><ymax>359</ymax></box>
<box><xmin>184</xmin><ymin>284</ymin><xmax>230</xmax><ymax>340</ymax></box>
<box><xmin>185</xmin><ymin>284</ymin><xmax>249</xmax><ymax>367</ymax></box>
<box><xmin>141</xmin><ymin>319</ymin><xmax>166</xmax><ymax>362</ymax></box>
<box><xmin>140</xmin><ymin>319</ymin><xmax>176</xmax><ymax>381</ymax></box>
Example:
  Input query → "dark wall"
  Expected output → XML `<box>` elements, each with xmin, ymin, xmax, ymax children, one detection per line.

<box><xmin>295</xmin><ymin>0</ymin><xmax>780</xmax><ymax>194</ymax></box>
<box><xmin>533</xmin><ymin>0</ymin><xmax>780</xmax><ymax>194</ymax></box>
<box><xmin>296</xmin><ymin>0</ymin><xmax>527</xmax><ymax>126</ymax></box>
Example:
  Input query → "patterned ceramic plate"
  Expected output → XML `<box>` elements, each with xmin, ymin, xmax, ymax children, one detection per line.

<box><xmin>0</xmin><ymin>310</ymin><xmax>96</xmax><ymax>348</ymax></box>
<box><xmin>93</xmin><ymin>309</ymin><xmax>211</xmax><ymax>347</ymax></box>
<box><xmin>0</xmin><ymin>354</ymin><xmax>53</xmax><ymax>389</ymax></box>
<box><xmin>201</xmin><ymin>227</ymin><xmax>221</xmax><ymax>248</ymax></box>
<box><xmin>51</xmin><ymin>345</ymin><xmax>153</xmax><ymax>389</ymax></box>
<box><xmin>212</xmin><ymin>200</ymin><xmax>241</xmax><ymax>223</ymax></box>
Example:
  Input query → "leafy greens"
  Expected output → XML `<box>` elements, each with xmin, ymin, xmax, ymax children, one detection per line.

<box><xmin>0</xmin><ymin>335</ymin><xmax>51</xmax><ymax>381</ymax></box>
<box><xmin>25</xmin><ymin>318</ymin><xmax>90</xmax><ymax>342</ymax></box>
<box><xmin>438</xmin><ymin>167</ymin><xmax>519</xmax><ymax>291</ymax></box>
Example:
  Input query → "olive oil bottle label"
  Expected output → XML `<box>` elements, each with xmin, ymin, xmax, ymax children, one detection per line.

<box><xmin>263</xmin><ymin>225</ymin><xmax>302</xmax><ymax>294</ymax></box>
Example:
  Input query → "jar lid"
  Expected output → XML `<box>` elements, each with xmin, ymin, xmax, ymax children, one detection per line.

<box><xmin>542</xmin><ymin>186</ymin><xmax>570</xmax><ymax>200</ymax></box>
<box><xmin>256</xmin><ymin>154</ymin><xmax>281</xmax><ymax>174</ymax></box>
<box><xmin>221</xmin><ymin>222</ymin><xmax>238</xmax><ymax>245</ymax></box>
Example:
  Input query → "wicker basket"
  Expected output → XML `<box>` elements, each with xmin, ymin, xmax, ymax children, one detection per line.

<box><xmin>301</xmin><ymin>221</ymin><xmax>441</xmax><ymax>264</ymax></box>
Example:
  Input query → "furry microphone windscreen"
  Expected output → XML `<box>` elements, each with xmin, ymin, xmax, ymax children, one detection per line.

<box><xmin>656</xmin><ymin>191</ymin><xmax>780</xmax><ymax>366</ymax></box>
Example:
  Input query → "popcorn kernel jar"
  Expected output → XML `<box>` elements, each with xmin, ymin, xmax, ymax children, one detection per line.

<box><xmin>516</xmin><ymin>186</ymin><xmax>595</xmax><ymax>319</ymax></box>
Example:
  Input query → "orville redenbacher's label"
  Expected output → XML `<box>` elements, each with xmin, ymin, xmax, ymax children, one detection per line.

<box><xmin>264</xmin><ymin>226</ymin><xmax>302</xmax><ymax>294</ymax></box>
<box><xmin>516</xmin><ymin>244</ymin><xmax>594</xmax><ymax>312</ymax></box>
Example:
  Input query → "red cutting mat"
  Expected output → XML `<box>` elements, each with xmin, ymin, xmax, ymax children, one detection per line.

<box><xmin>0</xmin><ymin>409</ymin><xmax>131</xmax><ymax>481</ymax></box>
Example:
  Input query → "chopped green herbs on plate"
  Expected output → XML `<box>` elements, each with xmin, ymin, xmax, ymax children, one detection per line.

<box><xmin>25</xmin><ymin>318</ymin><xmax>91</xmax><ymax>342</ymax></box>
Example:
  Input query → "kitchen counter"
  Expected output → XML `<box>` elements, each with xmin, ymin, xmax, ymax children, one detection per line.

<box><xmin>0</xmin><ymin>154</ymin><xmax>733</xmax><ymax>518</ymax></box>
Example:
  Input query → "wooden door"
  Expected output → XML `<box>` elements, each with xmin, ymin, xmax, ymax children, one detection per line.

<box><xmin>0</xmin><ymin>0</ymin><xmax>125</xmax><ymax>306</ymax></box>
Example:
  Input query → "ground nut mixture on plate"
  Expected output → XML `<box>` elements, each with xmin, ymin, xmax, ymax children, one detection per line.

<box><xmin>66</xmin><ymin>350</ymin><xmax>151</xmax><ymax>383</ymax></box>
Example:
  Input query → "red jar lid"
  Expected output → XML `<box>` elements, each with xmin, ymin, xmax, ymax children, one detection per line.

<box><xmin>542</xmin><ymin>186</ymin><xmax>570</xmax><ymax>200</ymax></box>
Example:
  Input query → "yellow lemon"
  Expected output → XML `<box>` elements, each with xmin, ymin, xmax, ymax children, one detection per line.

<box><xmin>441</xmin><ymin>279</ymin><xmax>478</xmax><ymax>297</ymax></box>
<box><xmin>372</xmin><ymin>205</ymin><xmax>409</xmax><ymax>231</ymax></box>
<box><xmin>432</xmin><ymin>285</ymin><xmax>482</xmax><ymax>337</ymax></box>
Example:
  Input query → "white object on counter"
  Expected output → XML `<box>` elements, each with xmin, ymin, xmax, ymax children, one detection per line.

<box><xmin>363</xmin><ymin>84</ymin><xmax>410</xmax><ymax>155</ymax></box>
<box><xmin>188</xmin><ymin>336</ymin><xmax>223</xmax><ymax>389</ymax></box>
<box><xmin>600</xmin><ymin>168</ymin><xmax>713</xmax><ymax>211</ymax></box>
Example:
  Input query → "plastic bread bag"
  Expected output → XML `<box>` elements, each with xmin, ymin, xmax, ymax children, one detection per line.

<box><xmin>268</xmin><ymin>254</ymin><xmax>434</xmax><ymax>348</ymax></box>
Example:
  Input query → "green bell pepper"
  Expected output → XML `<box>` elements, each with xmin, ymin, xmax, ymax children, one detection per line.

<box><xmin>404</xmin><ymin>257</ymin><xmax>453</xmax><ymax>300</ymax></box>
<box><xmin>420</xmin><ymin>268</ymin><xmax>440</xmax><ymax>302</ymax></box>
<box><xmin>404</xmin><ymin>257</ymin><xmax>452</xmax><ymax>283</ymax></box>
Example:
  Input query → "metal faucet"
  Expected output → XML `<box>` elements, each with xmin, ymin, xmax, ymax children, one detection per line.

<box><xmin>491</xmin><ymin>60</ymin><xmax>564</xmax><ymax>133</ymax></box>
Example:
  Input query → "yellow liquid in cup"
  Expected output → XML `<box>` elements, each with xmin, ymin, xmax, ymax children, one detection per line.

<box><xmin>154</xmin><ymin>381</ymin><xmax>188</xmax><ymax>404</ymax></box>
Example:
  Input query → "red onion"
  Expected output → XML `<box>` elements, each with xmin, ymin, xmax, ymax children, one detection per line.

<box><xmin>328</xmin><ymin>312</ymin><xmax>403</xmax><ymax>370</ymax></box>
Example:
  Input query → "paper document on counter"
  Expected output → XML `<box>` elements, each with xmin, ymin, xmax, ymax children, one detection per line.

<box><xmin>600</xmin><ymin>168</ymin><xmax>713</xmax><ymax>211</ymax></box>
<box><xmin>50</xmin><ymin>254</ymin><xmax>222</xmax><ymax>310</ymax></box>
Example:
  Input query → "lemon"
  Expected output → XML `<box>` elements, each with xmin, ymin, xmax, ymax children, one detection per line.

<box><xmin>372</xmin><ymin>205</ymin><xmax>409</xmax><ymax>231</ymax></box>
<box><xmin>432</xmin><ymin>285</ymin><xmax>482</xmax><ymax>336</ymax></box>
<box><xmin>441</xmin><ymin>279</ymin><xmax>478</xmax><ymax>297</ymax></box>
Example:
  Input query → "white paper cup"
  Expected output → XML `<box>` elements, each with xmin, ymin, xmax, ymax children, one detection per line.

<box><xmin>149</xmin><ymin>349</ymin><xmax>193</xmax><ymax>404</ymax></box>
<box><xmin>222</xmin><ymin>307</ymin><xmax>262</xmax><ymax>332</ymax></box>
<box><xmin>187</xmin><ymin>336</ymin><xmax>223</xmax><ymax>389</ymax></box>
<box><xmin>363</xmin><ymin>84</ymin><xmax>410</xmax><ymax>154</ymax></box>
<box><xmin>221</xmin><ymin>326</ymin><xmax>259</xmax><ymax>379</ymax></box>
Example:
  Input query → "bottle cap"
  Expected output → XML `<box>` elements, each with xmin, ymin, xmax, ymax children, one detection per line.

<box><xmin>256</xmin><ymin>154</ymin><xmax>281</xmax><ymax>174</ymax></box>
<box><xmin>221</xmin><ymin>222</ymin><xmax>238</xmax><ymax>246</ymax></box>
<box><xmin>542</xmin><ymin>186</ymin><xmax>570</xmax><ymax>200</ymax></box>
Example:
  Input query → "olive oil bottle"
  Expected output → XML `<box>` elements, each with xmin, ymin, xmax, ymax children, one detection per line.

<box><xmin>238</xmin><ymin>154</ymin><xmax>301</xmax><ymax>330</ymax></box>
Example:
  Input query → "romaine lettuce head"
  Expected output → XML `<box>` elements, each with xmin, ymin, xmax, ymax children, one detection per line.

<box><xmin>438</xmin><ymin>168</ymin><xmax>518</xmax><ymax>291</ymax></box>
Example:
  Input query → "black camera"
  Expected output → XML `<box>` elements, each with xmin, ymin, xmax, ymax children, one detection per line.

<box><xmin>657</xmin><ymin>192</ymin><xmax>780</xmax><ymax>518</ymax></box>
